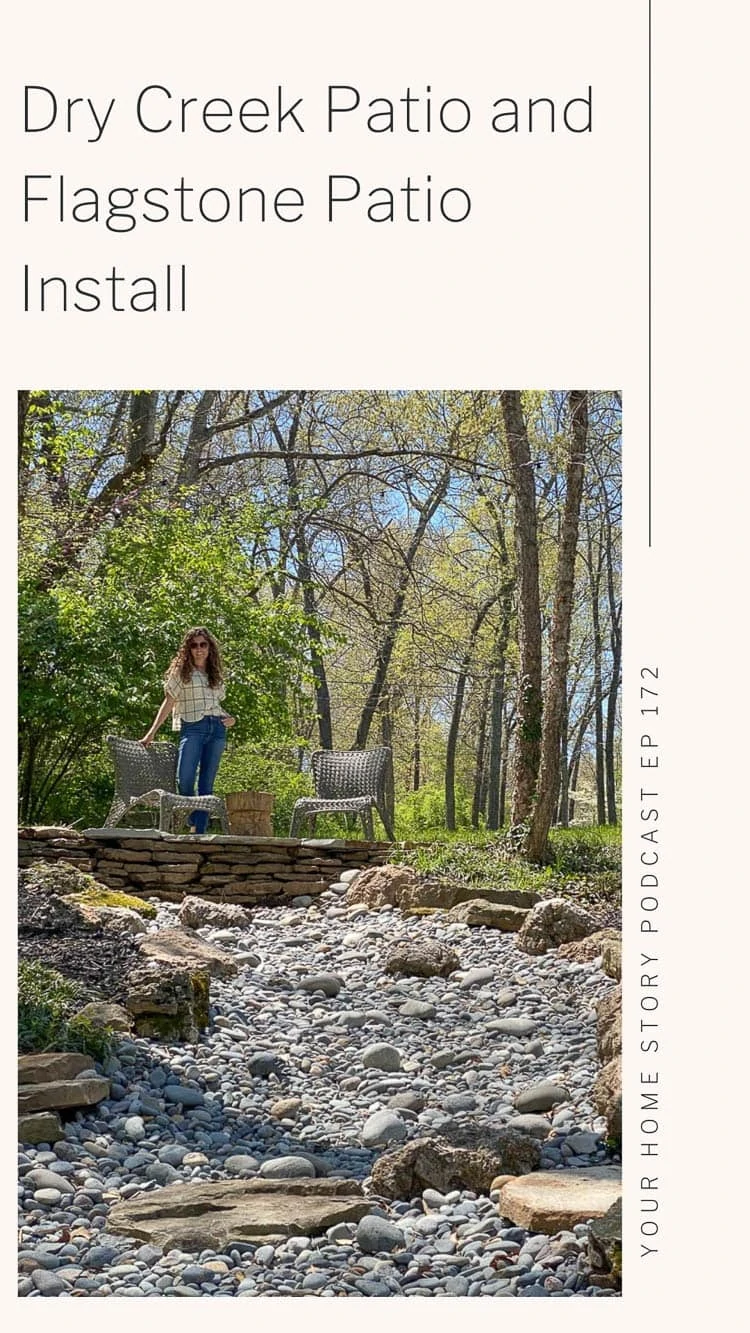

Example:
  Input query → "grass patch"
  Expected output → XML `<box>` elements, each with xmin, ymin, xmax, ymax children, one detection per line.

<box><xmin>391</xmin><ymin>824</ymin><xmax>621</xmax><ymax>915</ymax></box>
<box><xmin>18</xmin><ymin>959</ymin><xmax>115</xmax><ymax>1061</ymax></box>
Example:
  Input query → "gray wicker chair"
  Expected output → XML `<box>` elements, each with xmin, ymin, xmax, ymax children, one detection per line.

<box><xmin>104</xmin><ymin>736</ymin><xmax>229</xmax><ymax>834</ymax></box>
<box><xmin>289</xmin><ymin>747</ymin><xmax>395</xmax><ymax>841</ymax></box>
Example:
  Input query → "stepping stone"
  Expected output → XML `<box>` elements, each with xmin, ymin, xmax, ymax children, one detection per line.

<box><xmin>449</xmin><ymin>901</ymin><xmax>529</xmax><ymax>930</ymax></box>
<box><xmin>138</xmin><ymin>927</ymin><xmax>237</xmax><ymax>978</ymax></box>
<box><xmin>18</xmin><ymin>1052</ymin><xmax>94</xmax><ymax>1085</ymax></box>
<box><xmin>498</xmin><ymin>1167</ymin><xmax>622</xmax><ymax>1231</ymax></box>
<box><xmin>107</xmin><ymin>1177</ymin><xmax>371</xmax><ymax>1251</ymax></box>
<box><xmin>18</xmin><ymin>1077</ymin><xmax>110</xmax><ymax>1114</ymax></box>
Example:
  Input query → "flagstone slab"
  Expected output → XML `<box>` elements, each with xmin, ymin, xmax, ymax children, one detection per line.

<box><xmin>18</xmin><ymin>1076</ymin><xmax>110</xmax><ymax>1114</ymax></box>
<box><xmin>498</xmin><ymin>1167</ymin><xmax>622</xmax><ymax>1232</ymax></box>
<box><xmin>107</xmin><ymin>1177</ymin><xmax>371</xmax><ymax>1251</ymax></box>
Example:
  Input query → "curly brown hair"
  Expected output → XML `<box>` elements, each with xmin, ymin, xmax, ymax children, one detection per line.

<box><xmin>166</xmin><ymin>627</ymin><xmax>224</xmax><ymax>689</ymax></box>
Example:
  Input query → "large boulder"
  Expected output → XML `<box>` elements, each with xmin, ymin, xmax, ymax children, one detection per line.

<box><xmin>498</xmin><ymin>1167</ymin><xmax>622</xmax><ymax>1231</ymax></box>
<box><xmin>557</xmin><ymin>928</ymin><xmax>620</xmax><ymax>964</ymax></box>
<box><xmin>18</xmin><ymin>1111</ymin><xmax>62</xmax><ymax>1145</ymax></box>
<box><xmin>137</xmin><ymin>927</ymin><xmax>238</xmax><ymax>978</ymax></box>
<box><xmin>107</xmin><ymin>1177</ymin><xmax>371</xmax><ymax>1251</ymax></box>
<box><xmin>602</xmin><ymin>935</ymin><xmax>622</xmax><ymax>980</ymax></box>
<box><xmin>448</xmin><ymin>899</ymin><xmax>528</xmax><ymax>931</ymax></box>
<box><xmin>178</xmin><ymin>897</ymin><xmax>253</xmax><ymax>930</ymax></box>
<box><xmin>370</xmin><ymin>1127</ymin><xmax>540</xmax><ymax>1198</ymax></box>
<box><xmin>588</xmin><ymin>1198</ymin><xmax>622</xmax><ymax>1282</ymax></box>
<box><xmin>71</xmin><ymin>1001</ymin><xmax>133</xmax><ymax>1033</ymax></box>
<box><xmin>346</xmin><ymin>864</ymin><xmax>420</xmax><ymax>908</ymax></box>
<box><xmin>516</xmin><ymin>897</ymin><xmax>598</xmax><ymax>955</ymax></box>
<box><xmin>597</xmin><ymin>986</ymin><xmax>622</xmax><ymax>1063</ymax></box>
<box><xmin>124</xmin><ymin>961</ymin><xmax>210</xmax><ymax>1042</ymax></box>
<box><xmin>384</xmin><ymin>938</ymin><xmax>460</xmax><ymax>978</ymax></box>
<box><xmin>592</xmin><ymin>1057</ymin><xmax>622</xmax><ymax>1139</ymax></box>
<box><xmin>19</xmin><ymin>862</ymin><xmax>156</xmax><ymax>927</ymax></box>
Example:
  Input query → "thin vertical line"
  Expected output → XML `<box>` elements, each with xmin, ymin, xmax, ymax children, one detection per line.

<box><xmin>648</xmin><ymin>0</ymin><xmax>653</xmax><ymax>547</ymax></box>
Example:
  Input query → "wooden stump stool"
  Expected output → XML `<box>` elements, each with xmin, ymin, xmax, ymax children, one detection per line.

<box><xmin>224</xmin><ymin>791</ymin><xmax>274</xmax><ymax>837</ymax></box>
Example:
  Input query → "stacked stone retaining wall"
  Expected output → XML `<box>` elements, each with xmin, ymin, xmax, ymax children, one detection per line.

<box><xmin>18</xmin><ymin>827</ymin><xmax>392</xmax><ymax>906</ymax></box>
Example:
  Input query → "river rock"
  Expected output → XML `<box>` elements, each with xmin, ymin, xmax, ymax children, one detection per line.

<box><xmin>514</xmin><ymin>1081</ymin><xmax>570</xmax><ymax>1114</ymax></box>
<box><xmin>107</xmin><ymin>1177</ymin><xmax>371</xmax><ymax>1250</ymax></box>
<box><xmin>259</xmin><ymin>1156</ymin><xmax>315</xmax><ymax>1179</ymax></box>
<box><xmin>516</xmin><ymin>898</ymin><xmax>598</xmax><ymax>955</ymax></box>
<box><xmin>356</xmin><ymin>1215</ymin><xmax>404</xmax><ymax>1254</ymax></box>
<box><xmin>362</xmin><ymin>1042</ymin><xmax>401</xmax><ymax>1072</ymax></box>
<box><xmin>498</xmin><ymin>1167</ymin><xmax>622</xmax><ymax>1231</ymax></box>
<box><xmin>361</xmin><ymin>1110</ymin><xmax>408</xmax><ymax>1147</ymax></box>
<box><xmin>297</xmin><ymin>973</ymin><xmax>343</xmax><ymax>997</ymax></box>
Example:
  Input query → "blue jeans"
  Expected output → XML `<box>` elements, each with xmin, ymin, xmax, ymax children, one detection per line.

<box><xmin>177</xmin><ymin>715</ymin><xmax>227</xmax><ymax>834</ymax></box>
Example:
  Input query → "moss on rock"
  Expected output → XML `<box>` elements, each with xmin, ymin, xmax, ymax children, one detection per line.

<box><xmin>71</xmin><ymin>886</ymin><xmax>157</xmax><ymax>919</ymax></box>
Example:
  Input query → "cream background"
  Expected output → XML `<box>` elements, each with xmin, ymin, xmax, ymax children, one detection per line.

<box><xmin>3</xmin><ymin>1</ymin><xmax>745</xmax><ymax>1328</ymax></box>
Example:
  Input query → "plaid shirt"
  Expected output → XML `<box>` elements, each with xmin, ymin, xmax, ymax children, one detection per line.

<box><xmin>165</xmin><ymin>669</ymin><xmax>227</xmax><ymax>730</ymax></box>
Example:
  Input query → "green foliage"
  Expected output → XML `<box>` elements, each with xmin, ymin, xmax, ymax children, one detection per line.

<box><xmin>17</xmin><ymin>959</ymin><xmax>114</xmax><ymax>1060</ymax></box>
<box><xmin>395</xmin><ymin>783</ymin><xmax>472</xmax><ymax>838</ymax></box>
<box><xmin>394</xmin><ymin>824</ymin><xmax>621</xmax><ymax>901</ymax></box>
<box><xmin>549</xmin><ymin>826</ymin><xmax>621</xmax><ymax>876</ymax></box>
<box><xmin>217</xmin><ymin>744</ymin><xmax>313</xmax><ymax>836</ymax></box>
<box><xmin>19</xmin><ymin>502</ymin><xmax>317</xmax><ymax>823</ymax></box>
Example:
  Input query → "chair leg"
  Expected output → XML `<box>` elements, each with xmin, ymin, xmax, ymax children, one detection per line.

<box><xmin>363</xmin><ymin>806</ymin><xmax>374</xmax><ymax>840</ymax></box>
<box><xmin>105</xmin><ymin>798</ymin><xmax>127</xmax><ymax>827</ymax></box>
<box><xmin>377</xmin><ymin>803</ymin><xmax>396</xmax><ymax>842</ymax></box>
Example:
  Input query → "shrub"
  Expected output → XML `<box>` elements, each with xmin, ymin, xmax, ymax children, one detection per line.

<box><xmin>395</xmin><ymin>783</ymin><xmax>472</xmax><ymax>838</ymax></box>
<box><xmin>18</xmin><ymin>959</ymin><xmax>114</xmax><ymax>1061</ymax></box>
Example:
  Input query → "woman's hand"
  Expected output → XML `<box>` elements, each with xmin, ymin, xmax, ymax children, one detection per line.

<box><xmin>139</xmin><ymin>731</ymin><xmax>156</xmax><ymax>747</ymax></box>
<box><xmin>221</xmin><ymin>715</ymin><xmax>236</xmax><ymax>728</ymax></box>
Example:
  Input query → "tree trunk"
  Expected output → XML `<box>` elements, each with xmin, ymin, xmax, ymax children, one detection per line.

<box><xmin>445</xmin><ymin>596</ymin><xmax>499</xmax><ymax>830</ymax></box>
<box><xmin>178</xmin><ymin>390</ymin><xmax>217</xmax><ymax>485</ymax></box>
<box><xmin>270</xmin><ymin>396</ymin><xmax>334</xmax><ymax>750</ymax></box>
<box><xmin>605</xmin><ymin>532</ymin><xmax>622</xmax><ymax>822</ymax></box>
<box><xmin>353</xmin><ymin>466</ymin><xmax>450</xmax><ymax>749</ymax></box>
<box><xmin>471</xmin><ymin>678</ymin><xmax>491</xmax><ymax>828</ymax></box>
<box><xmin>486</xmin><ymin>663</ymin><xmax>505</xmax><ymax>831</ymax></box>
<box><xmin>412</xmin><ymin>694</ymin><xmax>421</xmax><ymax>791</ymax></box>
<box><xmin>558</xmin><ymin>688</ymin><xmax>570</xmax><ymax>826</ymax></box>
<box><xmin>526</xmin><ymin>391</ymin><xmax>588</xmax><ymax>862</ymax></box>
<box><xmin>500</xmin><ymin>391</ymin><xmax>543</xmax><ymax>825</ymax></box>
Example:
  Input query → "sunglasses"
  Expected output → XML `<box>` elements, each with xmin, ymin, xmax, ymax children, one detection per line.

<box><xmin>191</xmin><ymin>640</ymin><xmax>209</xmax><ymax>649</ymax></box>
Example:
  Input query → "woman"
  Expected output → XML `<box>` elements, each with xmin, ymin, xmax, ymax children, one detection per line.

<box><xmin>140</xmin><ymin>627</ymin><xmax>235</xmax><ymax>833</ymax></box>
